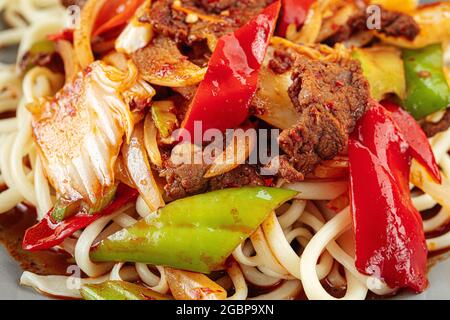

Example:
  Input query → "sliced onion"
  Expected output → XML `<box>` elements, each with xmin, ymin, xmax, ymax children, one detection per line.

<box><xmin>74</xmin><ymin>0</ymin><xmax>107</xmax><ymax>69</ymax></box>
<box><xmin>132</xmin><ymin>36</ymin><xmax>207</xmax><ymax>87</ymax></box>
<box><xmin>143</xmin><ymin>112</ymin><xmax>163</xmax><ymax>167</ymax></box>
<box><xmin>55</xmin><ymin>40</ymin><xmax>79</xmax><ymax>83</ymax></box>
<box><xmin>254</xmin><ymin>48</ymin><xmax>298</xmax><ymax>130</ymax></box>
<box><xmin>284</xmin><ymin>180</ymin><xmax>348</xmax><ymax>200</ymax></box>
<box><xmin>122</xmin><ymin>122</ymin><xmax>164</xmax><ymax>212</ymax></box>
<box><xmin>316</xmin><ymin>1</ymin><xmax>359</xmax><ymax>42</ymax></box>
<box><xmin>444</xmin><ymin>41</ymin><xmax>449</xmax><ymax>88</ymax></box>
<box><xmin>287</xmin><ymin>0</ymin><xmax>333</xmax><ymax>44</ymax></box>
<box><xmin>165</xmin><ymin>268</ymin><xmax>227</xmax><ymax>300</ymax></box>
<box><xmin>313</xmin><ymin>157</ymin><xmax>349</xmax><ymax>179</ymax></box>
<box><xmin>204</xmin><ymin>128</ymin><xmax>257</xmax><ymax>178</ymax></box>
<box><xmin>327</xmin><ymin>193</ymin><xmax>350</xmax><ymax>213</ymax></box>
<box><xmin>411</xmin><ymin>159</ymin><xmax>450</xmax><ymax>213</ymax></box>
<box><xmin>115</xmin><ymin>0</ymin><xmax>153</xmax><ymax>55</ymax></box>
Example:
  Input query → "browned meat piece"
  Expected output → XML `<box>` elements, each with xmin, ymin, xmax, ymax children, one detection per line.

<box><xmin>422</xmin><ymin>109</ymin><xmax>450</xmax><ymax>138</ymax></box>
<box><xmin>278</xmin><ymin>55</ymin><xmax>369</xmax><ymax>181</ymax></box>
<box><xmin>268</xmin><ymin>49</ymin><xmax>295</xmax><ymax>75</ymax></box>
<box><xmin>209</xmin><ymin>165</ymin><xmax>265</xmax><ymax>190</ymax></box>
<box><xmin>276</xmin><ymin>156</ymin><xmax>305</xmax><ymax>182</ymax></box>
<box><xmin>326</xmin><ymin>5</ymin><xmax>420</xmax><ymax>44</ymax></box>
<box><xmin>288</xmin><ymin>56</ymin><xmax>368</xmax><ymax>129</ymax></box>
<box><xmin>141</xmin><ymin>0</ymin><xmax>274</xmax><ymax>44</ymax></box>
<box><xmin>161</xmin><ymin>161</ymin><xmax>209</xmax><ymax>200</ymax></box>
<box><xmin>161</xmin><ymin>159</ymin><xmax>264</xmax><ymax>200</ymax></box>
<box><xmin>61</xmin><ymin>0</ymin><xmax>86</xmax><ymax>8</ymax></box>
<box><xmin>378</xmin><ymin>7</ymin><xmax>420</xmax><ymax>40</ymax></box>
<box><xmin>142</xmin><ymin>0</ymin><xmax>190</xmax><ymax>42</ymax></box>
<box><xmin>279</xmin><ymin>106</ymin><xmax>348</xmax><ymax>177</ymax></box>
<box><xmin>196</xmin><ymin>0</ymin><xmax>239</xmax><ymax>13</ymax></box>
<box><xmin>19</xmin><ymin>51</ymin><xmax>64</xmax><ymax>74</ymax></box>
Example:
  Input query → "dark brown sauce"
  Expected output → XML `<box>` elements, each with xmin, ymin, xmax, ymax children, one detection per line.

<box><xmin>0</xmin><ymin>205</ymin><xmax>72</xmax><ymax>276</ymax></box>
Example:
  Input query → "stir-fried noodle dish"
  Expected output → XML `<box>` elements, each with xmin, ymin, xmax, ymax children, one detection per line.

<box><xmin>0</xmin><ymin>0</ymin><xmax>449</xmax><ymax>300</ymax></box>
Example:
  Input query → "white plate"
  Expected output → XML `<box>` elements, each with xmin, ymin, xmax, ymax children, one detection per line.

<box><xmin>0</xmin><ymin>0</ymin><xmax>448</xmax><ymax>301</ymax></box>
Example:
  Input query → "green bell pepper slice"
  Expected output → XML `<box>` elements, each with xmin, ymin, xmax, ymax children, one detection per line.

<box><xmin>403</xmin><ymin>44</ymin><xmax>450</xmax><ymax>119</ymax></box>
<box><xmin>352</xmin><ymin>46</ymin><xmax>406</xmax><ymax>101</ymax></box>
<box><xmin>90</xmin><ymin>187</ymin><xmax>297</xmax><ymax>273</ymax></box>
<box><xmin>81</xmin><ymin>281</ymin><xmax>171</xmax><ymax>300</ymax></box>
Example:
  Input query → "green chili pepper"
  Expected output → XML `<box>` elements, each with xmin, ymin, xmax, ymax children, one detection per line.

<box><xmin>403</xmin><ymin>44</ymin><xmax>450</xmax><ymax>119</ymax></box>
<box><xmin>81</xmin><ymin>281</ymin><xmax>171</xmax><ymax>300</ymax></box>
<box><xmin>90</xmin><ymin>187</ymin><xmax>297</xmax><ymax>273</ymax></box>
<box><xmin>51</xmin><ymin>186</ymin><xmax>117</xmax><ymax>222</ymax></box>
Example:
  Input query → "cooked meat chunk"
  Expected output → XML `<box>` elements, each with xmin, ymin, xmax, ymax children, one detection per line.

<box><xmin>142</xmin><ymin>0</ymin><xmax>190</xmax><ymax>42</ymax></box>
<box><xmin>326</xmin><ymin>5</ymin><xmax>420</xmax><ymax>44</ymax></box>
<box><xmin>276</xmin><ymin>156</ymin><xmax>305</xmax><ymax>182</ymax></box>
<box><xmin>288</xmin><ymin>56</ymin><xmax>368</xmax><ymax>129</ymax></box>
<box><xmin>422</xmin><ymin>109</ymin><xmax>450</xmax><ymax>138</ymax></box>
<box><xmin>278</xmin><ymin>54</ymin><xmax>370</xmax><ymax>181</ymax></box>
<box><xmin>161</xmin><ymin>160</ymin><xmax>209</xmax><ymax>200</ymax></box>
<box><xmin>61</xmin><ymin>0</ymin><xmax>86</xmax><ymax>8</ymax></box>
<box><xmin>141</xmin><ymin>0</ymin><xmax>274</xmax><ymax>45</ymax></box>
<box><xmin>279</xmin><ymin>106</ymin><xmax>348</xmax><ymax>178</ymax></box>
<box><xmin>209</xmin><ymin>165</ymin><xmax>265</xmax><ymax>190</ymax></box>
<box><xmin>377</xmin><ymin>7</ymin><xmax>420</xmax><ymax>40</ymax></box>
<box><xmin>161</xmin><ymin>153</ymin><xmax>264</xmax><ymax>199</ymax></box>
<box><xmin>268</xmin><ymin>49</ymin><xmax>295</xmax><ymax>75</ymax></box>
<box><xmin>196</xmin><ymin>0</ymin><xmax>239</xmax><ymax>13</ymax></box>
<box><xmin>19</xmin><ymin>51</ymin><xmax>64</xmax><ymax>74</ymax></box>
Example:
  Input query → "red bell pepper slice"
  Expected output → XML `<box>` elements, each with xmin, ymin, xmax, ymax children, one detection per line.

<box><xmin>22</xmin><ymin>185</ymin><xmax>138</xmax><ymax>252</ymax></box>
<box><xmin>181</xmin><ymin>1</ymin><xmax>281</xmax><ymax>143</ymax></box>
<box><xmin>47</xmin><ymin>28</ymin><xmax>74</xmax><ymax>43</ymax></box>
<box><xmin>93</xmin><ymin>0</ymin><xmax>145</xmax><ymax>38</ymax></box>
<box><xmin>277</xmin><ymin>0</ymin><xmax>315</xmax><ymax>37</ymax></box>
<box><xmin>382</xmin><ymin>100</ymin><xmax>441</xmax><ymax>183</ymax></box>
<box><xmin>349</xmin><ymin>103</ymin><xmax>428</xmax><ymax>292</ymax></box>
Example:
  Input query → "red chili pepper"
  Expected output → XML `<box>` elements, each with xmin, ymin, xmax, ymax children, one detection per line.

<box><xmin>93</xmin><ymin>0</ymin><xmax>145</xmax><ymax>38</ymax></box>
<box><xmin>47</xmin><ymin>0</ymin><xmax>143</xmax><ymax>43</ymax></box>
<box><xmin>22</xmin><ymin>185</ymin><xmax>138</xmax><ymax>252</ymax></box>
<box><xmin>277</xmin><ymin>0</ymin><xmax>315</xmax><ymax>37</ymax></box>
<box><xmin>382</xmin><ymin>100</ymin><xmax>441</xmax><ymax>183</ymax></box>
<box><xmin>47</xmin><ymin>29</ymin><xmax>74</xmax><ymax>43</ymax></box>
<box><xmin>181</xmin><ymin>1</ymin><xmax>281</xmax><ymax>143</ymax></box>
<box><xmin>349</xmin><ymin>103</ymin><xmax>428</xmax><ymax>292</ymax></box>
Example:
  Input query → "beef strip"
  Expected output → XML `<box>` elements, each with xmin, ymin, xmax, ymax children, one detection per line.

<box><xmin>142</xmin><ymin>0</ymin><xmax>191</xmax><ymax>43</ymax></box>
<box><xmin>61</xmin><ymin>0</ymin><xmax>86</xmax><ymax>8</ymax></box>
<box><xmin>161</xmin><ymin>161</ymin><xmax>265</xmax><ymax>200</ymax></box>
<box><xmin>141</xmin><ymin>0</ymin><xmax>274</xmax><ymax>45</ymax></box>
<box><xmin>209</xmin><ymin>165</ymin><xmax>265</xmax><ymax>190</ymax></box>
<box><xmin>278</xmin><ymin>55</ymin><xmax>370</xmax><ymax>181</ymax></box>
<box><xmin>161</xmin><ymin>160</ymin><xmax>209</xmax><ymax>200</ymax></box>
<box><xmin>422</xmin><ymin>109</ymin><xmax>450</xmax><ymax>138</ymax></box>
<box><xmin>326</xmin><ymin>5</ymin><xmax>420</xmax><ymax>45</ymax></box>
<box><xmin>378</xmin><ymin>7</ymin><xmax>420</xmax><ymax>40</ymax></box>
<box><xmin>268</xmin><ymin>49</ymin><xmax>295</xmax><ymax>75</ymax></box>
